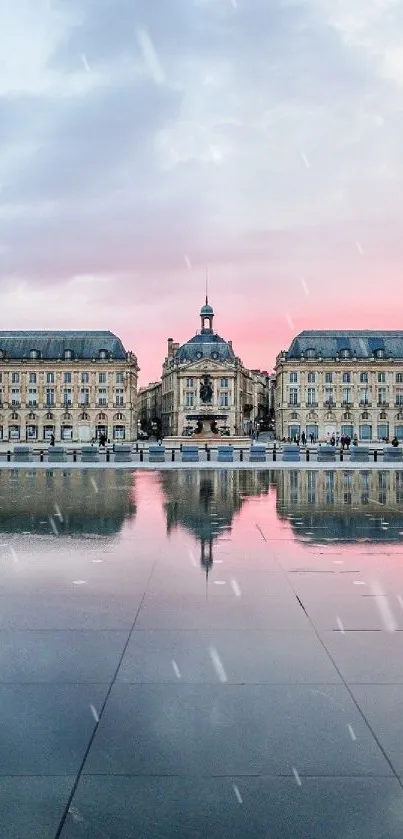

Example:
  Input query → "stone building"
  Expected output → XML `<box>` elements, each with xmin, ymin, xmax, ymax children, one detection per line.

<box><xmin>0</xmin><ymin>331</ymin><xmax>138</xmax><ymax>443</ymax></box>
<box><xmin>160</xmin><ymin>299</ymin><xmax>268</xmax><ymax>437</ymax></box>
<box><xmin>138</xmin><ymin>381</ymin><xmax>162</xmax><ymax>436</ymax></box>
<box><xmin>275</xmin><ymin>330</ymin><xmax>403</xmax><ymax>442</ymax></box>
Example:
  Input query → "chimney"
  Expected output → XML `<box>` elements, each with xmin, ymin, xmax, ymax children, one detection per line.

<box><xmin>173</xmin><ymin>342</ymin><xmax>179</xmax><ymax>353</ymax></box>
<box><xmin>167</xmin><ymin>338</ymin><xmax>174</xmax><ymax>357</ymax></box>
<box><xmin>228</xmin><ymin>340</ymin><xmax>233</xmax><ymax>350</ymax></box>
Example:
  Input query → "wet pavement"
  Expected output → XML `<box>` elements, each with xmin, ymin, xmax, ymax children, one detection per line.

<box><xmin>2</xmin><ymin>468</ymin><xmax>403</xmax><ymax>837</ymax></box>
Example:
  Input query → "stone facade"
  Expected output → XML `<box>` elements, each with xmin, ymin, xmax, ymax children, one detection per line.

<box><xmin>159</xmin><ymin>300</ymin><xmax>269</xmax><ymax>437</ymax></box>
<box><xmin>138</xmin><ymin>381</ymin><xmax>162</xmax><ymax>435</ymax></box>
<box><xmin>275</xmin><ymin>330</ymin><xmax>403</xmax><ymax>442</ymax></box>
<box><xmin>0</xmin><ymin>331</ymin><xmax>138</xmax><ymax>443</ymax></box>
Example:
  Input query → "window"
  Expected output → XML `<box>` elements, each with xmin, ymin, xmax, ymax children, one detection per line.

<box><xmin>29</xmin><ymin>372</ymin><xmax>37</xmax><ymax>384</ymax></box>
<box><xmin>378</xmin><ymin>372</ymin><xmax>386</xmax><ymax>382</ymax></box>
<box><xmin>186</xmin><ymin>377</ymin><xmax>194</xmax><ymax>388</ymax></box>
<box><xmin>28</xmin><ymin>388</ymin><xmax>37</xmax><ymax>407</ymax></box>
<box><xmin>116</xmin><ymin>372</ymin><xmax>124</xmax><ymax>384</ymax></box>
<box><xmin>80</xmin><ymin>388</ymin><xmax>89</xmax><ymax>405</ymax></box>
<box><xmin>98</xmin><ymin>372</ymin><xmax>107</xmax><ymax>384</ymax></box>
<box><xmin>46</xmin><ymin>372</ymin><xmax>54</xmax><ymax>384</ymax></box>
<box><xmin>377</xmin><ymin>423</ymin><xmax>389</xmax><ymax>440</ymax></box>
<box><xmin>11</xmin><ymin>372</ymin><xmax>20</xmax><ymax>384</ymax></box>
<box><xmin>359</xmin><ymin>424</ymin><xmax>372</xmax><ymax>441</ymax></box>
<box><xmin>325</xmin><ymin>372</ymin><xmax>333</xmax><ymax>383</ymax></box>
<box><xmin>342</xmin><ymin>372</ymin><xmax>351</xmax><ymax>383</ymax></box>
<box><xmin>396</xmin><ymin>373</ymin><xmax>403</xmax><ymax>383</ymax></box>
<box><xmin>340</xmin><ymin>348</ymin><xmax>350</xmax><ymax>358</ymax></box>
<box><xmin>307</xmin><ymin>372</ymin><xmax>315</xmax><ymax>383</ymax></box>
<box><xmin>11</xmin><ymin>388</ymin><xmax>20</xmax><ymax>406</ymax></box>
<box><xmin>81</xmin><ymin>372</ymin><xmax>89</xmax><ymax>383</ymax></box>
<box><xmin>99</xmin><ymin>349</ymin><xmax>107</xmax><ymax>359</ymax></box>
<box><xmin>306</xmin><ymin>348</ymin><xmax>315</xmax><ymax>359</ymax></box>
<box><xmin>98</xmin><ymin>388</ymin><xmax>107</xmax><ymax>406</ymax></box>
<box><xmin>289</xmin><ymin>372</ymin><xmax>298</xmax><ymax>383</ymax></box>
<box><xmin>342</xmin><ymin>387</ymin><xmax>351</xmax><ymax>404</ymax></box>
<box><xmin>375</xmin><ymin>348</ymin><xmax>385</xmax><ymax>358</ymax></box>
<box><xmin>115</xmin><ymin>388</ymin><xmax>124</xmax><ymax>406</ymax></box>
<box><xmin>46</xmin><ymin>388</ymin><xmax>55</xmax><ymax>406</ymax></box>
<box><xmin>359</xmin><ymin>388</ymin><xmax>369</xmax><ymax>405</ymax></box>
<box><xmin>360</xmin><ymin>372</ymin><xmax>368</xmax><ymax>383</ymax></box>
<box><xmin>219</xmin><ymin>392</ymin><xmax>229</xmax><ymax>407</ymax></box>
<box><xmin>185</xmin><ymin>392</ymin><xmax>194</xmax><ymax>407</ymax></box>
<box><xmin>307</xmin><ymin>387</ymin><xmax>316</xmax><ymax>405</ymax></box>
<box><xmin>396</xmin><ymin>389</ymin><xmax>403</xmax><ymax>406</ymax></box>
<box><xmin>325</xmin><ymin>387</ymin><xmax>334</xmax><ymax>405</ymax></box>
<box><xmin>63</xmin><ymin>388</ymin><xmax>72</xmax><ymax>406</ymax></box>
<box><xmin>64</xmin><ymin>372</ymin><xmax>71</xmax><ymax>384</ymax></box>
<box><xmin>377</xmin><ymin>387</ymin><xmax>387</xmax><ymax>405</ymax></box>
<box><xmin>220</xmin><ymin>377</ymin><xmax>229</xmax><ymax>388</ymax></box>
<box><xmin>289</xmin><ymin>387</ymin><xmax>298</xmax><ymax>405</ymax></box>
<box><xmin>29</xmin><ymin>349</ymin><xmax>39</xmax><ymax>359</ymax></box>
<box><xmin>64</xmin><ymin>349</ymin><xmax>73</xmax><ymax>360</ymax></box>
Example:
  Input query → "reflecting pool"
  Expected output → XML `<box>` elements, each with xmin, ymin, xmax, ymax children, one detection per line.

<box><xmin>2</xmin><ymin>468</ymin><xmax>403</xmax><ymax>838</ymax></box>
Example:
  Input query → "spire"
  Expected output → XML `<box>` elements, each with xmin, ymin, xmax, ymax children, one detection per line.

<box><xmin>205</xmin><ymin>265</ymin><xmax>209</xmax><ymax>306</ymax></box>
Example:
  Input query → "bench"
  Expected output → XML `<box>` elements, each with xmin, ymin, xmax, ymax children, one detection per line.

<box><xmin>249</xmin><ymin>445</ymin><xmax>266</xmax><ymax>462</ymax></box>
<box><xmin>81</xmin><ymin>446</ymin><xmax>100</xmax><ymax>463</ymax></box>
<box><xmin>282</xmin><ymin>444</ymin><xmax>301</xmax><ymax>462</ymax></box>
<box><xmin>383</xmin><ymin>446</ymin><xmax>403</xmax><ymax>462</ymax></box>
<box><xmin>148</xmin><ymin>445</ymin><xmax>166</xmax><ymax>463</ymax></box>
<box><xmin>114</xmin><ymin>444</ymin><xmax>132</xmax><ymax>463</ymax></box>
<box><xmin>317</xmin><ymin>445</ymin><xmax>337</xmax><ymax>463</ymax></box>
<box><xmin>48</xmin><ymin>446</ymin><xmax>67</xmax><ymax>463</ymax></box>
<box><xmin>12</xmin><ymin>445</ymin><xmax>32</xmax><ymax>463</ymax></box>
<box><xmin>349</xmin><ymin>446</ymin><xmax>370</xmax><ymax>463</ymax></box>
<box><xmin>182</xmin><ymin>446</ymin><xmax>200</xmax><ymax>463</ymax></box>
<box><xmin>217</xmin><ymin>445</ymin><xmax>234</xmax><ymax>463</ymax></box>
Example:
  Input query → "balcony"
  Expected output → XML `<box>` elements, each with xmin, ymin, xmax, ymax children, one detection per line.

<box><xmin>288</xmin><ymin>402</ymin><xmax>300</xmax><ymax>408</ymax></box>
<box><xmin>323</xmin><ymin>400</ymin><xmax>335</xmax><ymax>408</ymax></box>
<box><xmin>10</xmin><ymin>402</ymin><xmax>21</xmax><ymax>408</ymax></box>
<box><xmin>359</xmin><ymin>401</ymin><xmax>372</xmax><ymax>407</ymax></box>
<box><xmin>306</xmin><ymin>402</ymin><xmax>318</xmax><ymax>408</ymax></box>
<box><xmin>395</xmin><ymin>401</ymin><xmax>403</xmax><ymax>407</ymax></box>
<box><xmin>377</xmin><ymin>402</ymin><xmax>389</xmax><ymax>407</ymax></box>
<box><xmin>114</xmin><ymin>402</ymin><xmax>126</xmax><ymax>408</ymax></box>
<box><xmin>342</xmin><ymin>401</ymin><xmax>353</xmax><ymax>407</ymax></box>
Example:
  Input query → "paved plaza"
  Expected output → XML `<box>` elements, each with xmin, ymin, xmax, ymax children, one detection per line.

<box><xmin>1</xmin><ymin>467</ymin><xmax>403</xmax><ymax>837</ymax></box>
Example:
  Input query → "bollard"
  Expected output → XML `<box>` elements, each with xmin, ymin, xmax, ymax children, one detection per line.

<box><xmin>205</xmin><ymin>443</ymin><xmax>208</xmax><ymax>452</ymax></box>
<box><xmin>106</xmin><ymin>449</ymin><xmax>110</xmax><ymax>462</ymax></box>
<box><xmin>73</xmin><ymin>450</ymin><xmax>77</xmax><ymax>462</ymax></box>
<box><xmin>240</xmin><ymin>448</ymin><xmax>243</xmax><ymax>462</ymax></box>
<box><xmin>140</xmin><ymin>449</ymin><xmax>144</xmax><ymax>462</ymax></box>
<box><xmin>171</xmin><ymin>449</ymin><xmax>175</xmax><ymax>462</ymax></box>
<box><xmin>180</xmin><ymin>443</ymin><xmax>182</xmax><ymax>452</ymax></box>
<box><xmin>273</xmin><ymin>444</ymin><xmax>276</xmax><ymax>462</ymax></box>
<box><xmin>40</xmin><ymin>450</ymin><xmax>44</xmax><ymax>462</ymax></box>
<box><xmin>340</xmin><ymin>449</ymin><xmax>343</xmax><ymax>461</ymax></box>
<box><xmin>374</xmin><ymin>449</ymin><xmax>378</xmax><ymax>462</ymax></box>
<box><xmin>306</xmin><ymin>448</ymin><xmax>310</xmax><ymax>462</ymax></box>
<box><xmin>136</xmin><ymin>442</ymin><xmax>139</xmax><ymax>453</ymax></box>
<box><xmin>7</xmin><ymin>450</ymin><xmax>11</xmax><ymax>462</ymax></box>
<box><xmin>207</xmin><ymin>448</ymin><xmax>211</xmax><ymax>462</ymax></box>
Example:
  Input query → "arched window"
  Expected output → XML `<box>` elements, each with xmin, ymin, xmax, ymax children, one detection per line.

<box><xmin>305</xmin><ymin>348</ymin><xmax>315</xmax><ymax>359</ymax></box>
<box><xmin>29</xmin><ymin>349</ymin><xmax>40</xmax><ymax>360</ymax></box>
<box><xmin>375</xmin><ymin>348</ymin><xmax>385</xmax><ymax>359</ymax></box>
<box><xmin>340</xmin><ymin>348</ymin><xmax>350</xmax><ymax>358</ymax></box>
<box><xmin>64</xmin><ymin>349</ymin><xmax>73</xmax><ymax>360</ymax></box>
<box><xmin>99</xmin><ymin>349</ymin><xmax>108</xmax><ymax>359</ymax></box>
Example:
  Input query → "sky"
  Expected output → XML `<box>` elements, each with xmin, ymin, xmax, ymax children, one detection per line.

<box><xmin>1</xmin><ymin>0</ymin><xmax>403</xmax><ymax>385</ymax></box>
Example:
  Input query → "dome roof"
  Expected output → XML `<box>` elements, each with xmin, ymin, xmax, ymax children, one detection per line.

<box><xmin>200</xmin><ymin>303</ymin><xmax>214</xmax><ymax>315</ymax></box>
<box><xmin>174</xmin><ymin>332</ymin><xmax>235</xmax><ymax>364</ymax></box>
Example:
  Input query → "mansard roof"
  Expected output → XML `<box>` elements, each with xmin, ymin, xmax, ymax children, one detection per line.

<box><xmin>0</xmin><ymin>330</ymin><xmax>127</xmax><ymax>360</ymax></box>
<box><xmin>286</xmin><ymin>331</ymin><xmax>403</xmax><ymax>360</ymax></box>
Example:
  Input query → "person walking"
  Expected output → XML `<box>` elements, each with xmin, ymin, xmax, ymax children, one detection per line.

<box><xmin>301</xmin><ymin>431</ymin><xmax>306</xmax><ymax>446</ymax></box>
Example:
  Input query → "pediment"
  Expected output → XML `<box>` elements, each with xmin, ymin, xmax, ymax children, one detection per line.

<box><xmin>178</xmin><ymin>358</ymin><xmax>234</xmax><ymax>374</ymax></box>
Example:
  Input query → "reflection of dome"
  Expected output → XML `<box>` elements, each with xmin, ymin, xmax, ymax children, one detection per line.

<box><xmin>175</xmin><ymin>333</ymin><xmax>235</xmax><ymax>364</ymax></box>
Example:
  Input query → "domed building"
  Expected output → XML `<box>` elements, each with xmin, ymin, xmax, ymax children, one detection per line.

<box><xmin>155</xmin><ymin>298</ymin><xmax>269</xmax><ymax>438</ymax></box>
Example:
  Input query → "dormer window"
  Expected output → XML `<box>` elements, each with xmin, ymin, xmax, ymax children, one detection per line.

<box><xmin>29</xmin><ymin>349</ymin><xmax>40</xmax><ymax>360</ymax></box>
<box><xmin>340</xmin><ymin>348</ymin><xmax>350</xmax><ymax>358</ymax></box>
<box><xmin>375</xmin><ymin>348</ymin><xmax>385</xmax><ymax>359</ymax></box>
<box><xmin>99</xmin><ymin>349</ymin><xmax>108</xmax><ymax>359</ymax></box>
<box><xmin>306</xmin><ymin>348</ymin><xmax>315</xmax><ymax>359</ymax></box>
<box><xmin>64</xmin><ymin>349</ymin><xmax>73</xmax><ymax>360</ymax></box>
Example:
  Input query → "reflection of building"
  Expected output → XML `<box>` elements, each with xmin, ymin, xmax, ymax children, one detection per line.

<box><xmin>159</xmin><ymin>299</ymin><xmax>270</xmax><ymax>436</ymax></box>
<box><xmin>274</xmin><ymin>468</ymin><xmax>403</xmax><ymax>542</ymax></box>
<box><xmin>275</xmin><ymin>331</ymin><xmax>403</xmax><ymax>442</ymax></box>
<box><xmin>0</xmin><ymin>331</ymin><xmax>138</xmax><ymax>443</ymax></box>
<box><xmin>0</xmin><ymin>470</ymin><xmax>136</xmax><ymax>535</ymax></box>
<box><xmin>161</xmin><ymin>469</ymin><xmax>271</xmax><ymax>573</ymax></box>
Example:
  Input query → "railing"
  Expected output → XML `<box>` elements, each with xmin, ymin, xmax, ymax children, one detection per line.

<box><xmin>342</xmin><ymin>401</ymin><xmax>353</xmax><ymax>407</ymax></box>
<box><xmin>359</xmin><ymin>401</ymin><xmax>372</xmax><ymax>406</ymax></box>
<box><xmin>288</xmin><ymin>402</ymin><xmax>300</xmax><ymax>407</ymax></box>
<box><xmin>306</xmin><ymin>402</ymin><xmax>318</xmax><ymax>407</ymax></box>
<box><xmin>377</xmin><ymin>402</ymin><xmax>389</xmax><ymax>407</ymax></box>
<box><xmin>323</xmin><ymin>401</ymin><xmax>335</xmax><ymax>407</ymax></box>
